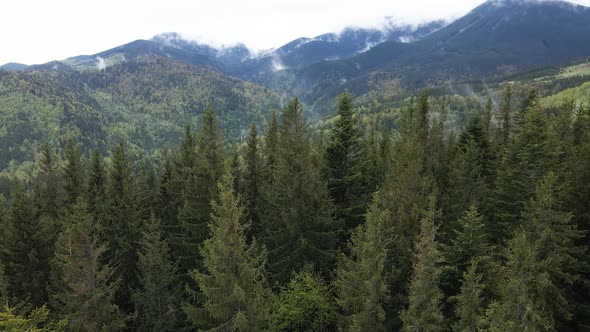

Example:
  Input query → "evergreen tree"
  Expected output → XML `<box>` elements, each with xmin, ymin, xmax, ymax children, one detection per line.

<box><xmin>185</xmin><ymin>165</ymin><xmax>270</xmax><ymax>331</ymax></box>
<box><xmin>3</xmin><ymin>184</ymin><xmax>43</xmax><ymax>307</ymax></box>
<box><xmin>496</xmin><ymin>83</ymin><xmax>512</xmax><ymax>152</ymax></box>
<box><xmin>401</xmin><ymin>196</ymin><xmax>445</xmax><ymax>332</ymax></box>
<box><xmin>104</xmin><ymin>142</ymin><xmax>140</xmax><ymax>314</ymax></box>
<box><xmin>86</xmin><ymin>149</ymin><xmax>107</xmax><ymax>221</ymax></box>
<box><xmin>453</xmin><ymin>260</ymin><xmax>484</xmax><ymax>332</ymax></box>
<box><xmin>132</xmin><ymin>216</ymin><xmax>180</xmax><ymax>332</ymax></box>
<box><xmin>335</xmin><ymin>191</ymin><xmax>390</xmax><ymax>332</ymax></box>
<box><xmin>263</xmin><ymin>111</ymin><xmax>280</xmax><ymax>179</ymax></box>
<box><xmin>271</xmin><ymin>270</ymin><xmax>337</xmax><ymax>331</ymax></box>
<box><xmin>489</xmin><ymin>91</ymin><xmax>559</xmax><ymax>242</ymax></box>
<box><xmin>261</xmin><ymin>98</ymin><xmax>339</xmax><ymax>283</ymax></box>
<box><xmin>242</xmin><ymin>123</ymin><xmax>263</xmax><ymax>239</ymax></box>
<box><xmin>324</xmin><ymin>92</ymin><xmax>368</xmax><ymax>241</ymax></box>
<box><xmin>49</xmin><ymin>199</ymin><xmax>126</xmax><ymax>331</ymax></box>
<box><xmin>177</xmin><ymin>106</ymin><xmax>223</xmax><ymax>273</ymax></box>
<box><xmin>62</xmin><ymin>138</ymin><xmax>84</xmax><ymax>208</ymax></box>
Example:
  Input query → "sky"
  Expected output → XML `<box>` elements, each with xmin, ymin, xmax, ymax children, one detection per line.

<box><xmin>1</xmin><ymin>0</ymin><xmax>590</xmax><ymax>65</ymax></box>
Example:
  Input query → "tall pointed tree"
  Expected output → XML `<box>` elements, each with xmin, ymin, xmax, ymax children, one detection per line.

<box><xmin>242</xmin><ymin>123</ymin><xmax>263</xmax><ymax>239</ymax></box>
<box><xmin>185</xmin><ymin>164</ymin><xmax>270</xmax><ymax>331</ymax></box>
<box><xmin>103</xmin><ymin>142</ymin><xmax>140</xmax><ymax>314</ymax></box>
<box><xmin>453</xmin><ymin>260</ymin><xmax>485</xmax><ymax>332</ymax></box>
<box><xmin>401</xmin><ymin>196</ymin><xmax>445</xmax><ymax>332</ymax></box>
<box><xmin>335</xmin><ymin>191</ymin><xmax>390</xmax><ymax>332</ymax></box>
<box><xmin>261</xmin><ymin>98</ymin><xmax>340</xmax><ymax>283</ymax></box>
<box><xmin>49</xmin><ymin>199</ymin><xmax>126</xmax><ymax>331</ymax></box>
<box><xmin>132</xmin><ymin>216</ymin><xmax>181</xmax><ymax>332</ymax></box>
<box><xmin>62</xmin><ymin>138</ymin><xmax>84</xmax><ymax>208</ymax></box>
<box><xmin>263</xmin><ymin>111</ymin><xmax>280</xmax><ymax>180</ymax></box>
<box><xmin>324</xmin><ymin>92</ymin><xmax>368</xmax><ymax>241</ymax></box>
<box><xmin>86</xmin><ymin>148</ymin><xmax>107</xmax><ymax>223</ymax></box>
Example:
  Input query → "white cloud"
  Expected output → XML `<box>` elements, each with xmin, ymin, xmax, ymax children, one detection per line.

<box><xmin>1</xmin><ymin>0</ymin><xmax>589</xmax><ymax>65</ymax></box>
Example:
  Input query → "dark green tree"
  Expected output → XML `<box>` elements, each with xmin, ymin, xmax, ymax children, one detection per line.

<box><xmin>324</xmin><ymin>92</ymin><xmax>368</xmax><ymax>241</ymax></box>
<box><xmin>86</xmin><ymin>149</ymin><xmax>107</xmax><ymax>222</ymax></box>
<box><xmin>49</xmin><ymin>199</ymin><xmax>126</xmax><ymax>331</ymax></box>
<box><xmin>401</xmin><ymin>196</ymin><xmax>445</xmax><ymax>332</ymax></box>
<box><xmin>453</xmin><ymin>260</ymin><xmax>485</xmax><ymax>332</ymax></box>
<box><xmin>62</xmin><ymin>138</ymin><xmax>84</xmax><ymax>208</ymax></box>
<box><xmin>335</xmin><ymin>191</ymin><xmax>390</xmax><ymax>331</ymax></box>
<box><xmin>132</xmin><ymin>216</ymin><xmax>180</xmax><ymax>332</ymax></box>
<box><xmin>261</xmin><ymin>98</ymin><xmax>339</xmax><ymax>283</ymax></box>
<box><xmin>242</xmin><ymin>123</ymin><xmax>263</xmax><ymax>239</ymax></box>
<box><xmin>185</xmin><ymin>165</ymin><xmax>270</xmax><ymax>331</ymax></box>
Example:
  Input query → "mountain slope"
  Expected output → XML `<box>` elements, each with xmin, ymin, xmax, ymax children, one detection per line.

<box><xmin>289</xmin><ymin>0</ymin><xmax>590</xmax><ymax>109</ymax></box>
<box><xmin>0</xmin><ymin>56</ymin><xmax>282</xmax><ymax>172</ymax></box>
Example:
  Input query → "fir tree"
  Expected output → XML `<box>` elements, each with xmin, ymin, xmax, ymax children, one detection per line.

<box><xmin>261</xmin><ymin>98</ymin><xmax>339</xmax><ymax>283</ymax></box>
<box><xmin>49</xmin><ymin>199</ymin><xmax>126</xmax><ymax>331</ymax></box>
<box><xmin>453</xmin><ymin>260</ymin><xmax>484</xmax><ymax>332</ymax></box>
<box><xmin>263</xmin><ymin>111</ymin><xmax>280</xmax><ymax>179</ymax></box>
<box><xmin>86</xmin><ymin>149</ymin><xmax>107</xmax><ymax>221</ymax></box>
<box><xmin>62</xmin><ymin>138</ymin><xmax>84</xmax><ymax>208</ymax></box>
<box><xmin>335</xmin><ymin>191</ymin><xmax>390</xmax><ymax>332</ymax></box>
<box><xmin>3</xmin><ymin>184</ymin><xmax>43</xmax><ymax>307</ymax></box>
<box><xmin>401</xmin><ymin>196</ymin><xmax>445</xmax><ymax>332</ymax></box>
<box><xmin>185</xmin><ymin>164</ymin><xmax>270</xmax><ymax>331</ymax></box>
<box><xmin>242</xmin><ymin>123</ymin><xmax>263</xmax><ymax>239</ymax></box>
<box><xmin>132</xmin><ymin>216</ymin><xmax>180</xmax><ymax>332</ymax></box>
<box><xmin>104</xmin><ymin>142</ymin><xmax>140</xmax><ymax>314</ymax></box>
<box><xmin>324</xmin><ymin>92</ymin><xmax>368</xmax><ymax>241</ymax></box>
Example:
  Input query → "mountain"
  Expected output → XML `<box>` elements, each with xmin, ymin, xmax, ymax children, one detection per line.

<box><xmin>0</xmin><ymin>62</ymin><xmax>28</xmax><ymax>71</ymax></box>
<box><xmin>289</xmin><ymin>0</ymin><xmax>590</xmax><ymax>109</ymax></box>
<box><xmin>0</xmin><ymin>56</ymin><xmax>281</xmax><ymax>171</ymax></box>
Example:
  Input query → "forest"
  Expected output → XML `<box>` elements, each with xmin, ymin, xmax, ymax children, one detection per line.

<box><xmin>0</xmin><ymin>87</ymin><xmax>589</xmax><ymax>331</ymax></box>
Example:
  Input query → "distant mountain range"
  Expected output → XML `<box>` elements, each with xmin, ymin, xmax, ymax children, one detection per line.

<box><xmin>2</xmin><ymin>0</ymin><xmax>590</xmax><ymax>112</ymax></box>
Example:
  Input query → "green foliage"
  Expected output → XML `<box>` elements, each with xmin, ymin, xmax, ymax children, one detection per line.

<box><xmin>324</xmin><ymin>92</ymin><xmax>370</xmax><ymax>240</ymax></box>
<box><xmin>271</xmin><ymin>270</ymin><xmax>337</xmax><ymax>332</ymax></box>
<box><xmin>335</xmin><ymin>191</ymin><xmax>390</xmax><ymax>332</ymax></box>
<box><xmin>0</xmin><ymin>305</ymin><xmax>67</xmax><ymax>332</ymax></box>
<box><xmin>49</xmin><ymin>199</ymin><xmax>126</xmax><ymax>331</ymax></box>
<box><xmin>185</xmin><ymin>164</ymin><xmax>270</xmax><ymax>331</ymax></box>
<box><xmin>401</xmin><ymin>196</ymin><xmax>445</xmax><ymax>332</ymax></box>
<box><xmin>452</xmin><ymin>261</ymin><xmax>485</xmax><ymax>332</ymax></box>
<box><xmin>132</xmin><ymin>216</ymin><xmax>180</xmax><ymax>331</ymax></box>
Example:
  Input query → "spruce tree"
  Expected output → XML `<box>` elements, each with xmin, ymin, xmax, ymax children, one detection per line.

<box><xmin>62</xmin><ymin>138</ymin><xmax>84</xmax><ymax>208</ymax></box>
<box><xmin>490</xmin><ymin>92</ymin><xmax>559</xmax><ymax>242</ymax></box>
<box><xmin>401</xmin><ymin>196</ymin><xmax>445</xmax><ymax>332</ymax></box>
<box><xmin>324</xmin><ymin>92</ymin><xmax>368</xmax><ymax>241</ymax></box>
<box><xmin>335</xmin><ymin>191</ymin><xmax>390</xmax><ymax>332</ymax></box>
<box><xmin>49</xmin><ymin>199</ymin><xmax>125</xmax><ymax>331</ymax></box>
<box><xmin>177</xmin><ymin>106</ymin><xmax>223</xmax><ymax>274</ymax></box>
<box><xmin>261</xmin><ymin>98</ymin><xmax>339</xmax><ymax>283</ymax></box>
<box><xmin>104</xmin><ymin>142</ymin><xmax>140</xmax><ymax>314</ymax></box>
<box><xmin>496</xmin><ymin>83</ymin><xmax>512</xmax><ymax>152</ymax></box>
<box><xmin>3</xmin><ymin>184</ymin><xmax>43</xmax><ymax>307</ymax></box>
<box><xmin>185</xmin><ymin>165</ymin><xmax>270</xmax><ymax>331</ymax></box>
<box><xmin>132</xmin><ymin>216</ymin><xmax>180</xmax><ymax>332</ymax></box>
<box><xmin>86</xmin><ymin>148</ymin><xmax>107</xmax><ymax>222</ymax></box>
<box><xmin>453</xmin><ymin>260</ymin><xmax>484</xmax><ymax>332</ymax></box>
<box><xmin>263</xmin><ymin>111</ymin><xmax>279</xmax><ymax>179</ymax></box>
<box><xmin>242</xmin><ymin>123</ymin><xmax>263</xmax><ymax>239</ymax></box>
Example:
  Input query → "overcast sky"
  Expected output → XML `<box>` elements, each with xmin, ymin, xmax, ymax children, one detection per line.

<box><xmin>1</xmin><ymin>0</ymin><xmax>589</xmax><ymax>65</ymax></box>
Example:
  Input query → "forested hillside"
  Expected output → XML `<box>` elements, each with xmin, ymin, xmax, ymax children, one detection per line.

<box><xmin>0</xmin><ymin>56</ymin><xmax>282</xmax><ymax>178</ymax></box>
<box><xmin>1</xmin><ymin>88</ymin><xmax>588</xmax><ymax>331</ymax></box>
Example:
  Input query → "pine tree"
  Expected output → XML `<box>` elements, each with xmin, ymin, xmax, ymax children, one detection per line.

<box><xmin>49</xmin><ymin>199</ymin><xmax>126</xmax><ymax>331</ymax></box>
<box><xmin>324</xmin><ymin>92</ymin><xmax>368</xmax><ymax>241</ymax></box>
<box><xmin>481</xmin><ymin>96</ymin><xmax>493</xmax><ymax>139</ymax></box>
<box><xmin>103</xmin><ymin>142</ymin><xmax>140</xmax><ymax>314</ymax></box>
<box><xmin>335</xmin><ymin>191</ymin><xmax>390</xmax><ymax>332</ymax></box>
<box><xmin>62</xmin><ymin>138</ymin><xmax>84</xmax><ymax>208</ymax></box>
<box><xmin>489</xmin><ymin>91</ymin><xmax>559</xmax><ymax>242</ymax></box>
<box><xmin>271</xmin><ymin>270</ymin><xmax>337</xmax><ymax>331</ymax></box>
<box><xmin>3</xmin><ymin>184</ymin><xmax>43</xmax><ymax>307</ymax></box>
<box><xmin>86</xmin><ymin>148</ymin><xmax>107</xmax><ymax>221</ymax></box>
<box><xmin>185</xmin><ymin>165</ymin><xmax>270</xmax><ymax>331</ymax></box>
<box><xmin>453</xmin><ymin>260</ymin><xmax>484</xmax><ymax>332</ymax></box>
<box><xmin>441</xmin><ymin>206</ymin><xmax>491</xmax><ymax>301</ymax></box>
<box><xmin>177</xmin><ymin>106</ymin><xmax>223</xmax><ymax>274</ymax></box>
<box><xmin>263</xmin><ymin>111</ymin><xmax>280</xmax><ymax>179</ymax></box>
<box><xmin>132</xmin><ymin>216</ymin><xmax>180</xmax><ymax>332</ymax></box>
<box><xmin>242</xmin><ymin>123</ymin><xmax>263</xmax><ymax>239</ymax></box>
<box><xmin>401</xmin><ymin>196</ymin><xmax>445</xmax><ymax>332</ymax></box>
<box><xmin>261</xmin><ymin>98</ymin><xmax>339</xmax><ymax>283</ymax></box>
<box><xmin>496</xmin><ymin>83</ymin><xmax>512</xmax><ymax>152</ymax></box>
